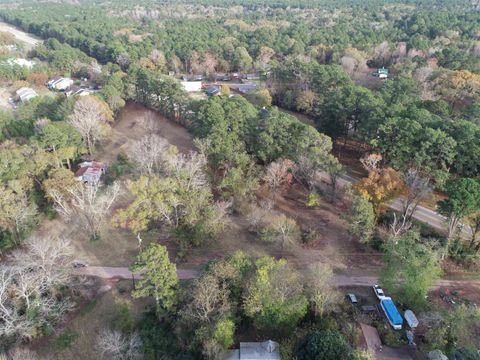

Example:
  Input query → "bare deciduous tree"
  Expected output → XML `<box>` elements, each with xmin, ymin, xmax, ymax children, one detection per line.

<box><xmin>307</xmin><ymin>263</ymin><xmax>341</xmax><ymax>317</ymax></box>
<box><xmin>164</xmin><ymin>151</ymin><xmax>208</xmax><ymax>192</ymax></box>
<box><xmin>8</xmin><ymin>347</ymin><xmax>40</xmax><ymax>360</ymax></box>
<box><xmin>391</xmin><ymin>169</ymin><xmax>432</xmax><ymax>237</ymax></box>
<box><xmin>264</xmin><ymin>159</ymin><xmax>296</xmax><ymax>202</ymax></box>
<box><xmin>0</xmin><ymin>185</ymin><xmax>37</xmax><ymax>243</ymax></box>
<box><xmin>0</xmin><ymin>237</ymin><xmax>74</xmax><ymax>342</ymax></box>
<box><xmin>97</xmin><ymin>328</ymin><xmax>142</xmax><ymax>360</ymax></box>
<box><xmin>246</xmin><ymin>205</ymin><xmax>267</xmax><ymax>233</ymax></box>
<box><xmin>48</xmin><ymin>182</ymin><xmax>121</xmax><ymax>240</ymax></box>
<box><xmin>181</xmin><ymin>274</ymin><xmax>230</xmax><ymax>325</ymax></box>
<box><xmin>270</xmin><ymin>214</ymin><xmax>300</xmax><ymax>252</ymax></box>
<box><xmin>68</xmin><ymin>97</ymin><xmax>112</xmax><ymax>155</ymax></box>
<box><xmin>130</xmin><ymin>134</ymin><xmax>170</xmax><ymax>175</ymax></box>
<box><xmin>360</xmin><ymin>153</ymin><xmax>382</xmax><ymax>173</ymax></box>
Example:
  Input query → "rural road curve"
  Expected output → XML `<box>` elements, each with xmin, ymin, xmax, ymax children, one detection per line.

<box><xmin>75</xmin><ymin>267</ymin><xmax>480</xmax><ymax>289</ymax></box>
<box><xmin>316</xmin><ymin>171</ymin><xmax>472</xmax><ymax>239</ymax></box>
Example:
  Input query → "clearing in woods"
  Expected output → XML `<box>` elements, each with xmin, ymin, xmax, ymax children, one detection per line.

<box><xmin>0</xmin><ymin>21</ymin><xmax>42</xmax><ymax>49</ymax></box>
<box><xmin>59</xmin><ymin>101</ymin><xmax>381</xmax><ymax>273</ymax></box>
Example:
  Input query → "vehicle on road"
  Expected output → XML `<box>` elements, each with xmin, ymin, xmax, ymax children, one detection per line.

<box><xmin>373</xmin><ymin>284</ymin><xmax>385</xmax><ymax>299</ymax></box>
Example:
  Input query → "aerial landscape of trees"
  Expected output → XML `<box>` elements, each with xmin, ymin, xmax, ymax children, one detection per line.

<box><xmin>0</xmin><ymin>0</ymin><xmax>479</xmax><ymax>358</ymax></box>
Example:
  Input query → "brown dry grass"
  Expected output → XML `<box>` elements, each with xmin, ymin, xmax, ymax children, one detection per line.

<box><xmin>35</xmin><ymin>281</ymin><xmax>151</xmax><ymax>360</ymax></box>
<box><xmin>183</xmin><ymin>184</ymin><xmax>383</xmax><ymax>275</ymax></box>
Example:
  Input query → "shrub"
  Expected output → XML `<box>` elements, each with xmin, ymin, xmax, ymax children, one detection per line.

<box><xmin>306</xmin><ymin>192</ymin><xmax>321</xmax><ymax>208</ymax></box>
<box><xmin>294</xmin><ymin>330</ymin><xmax>354</xmax><ymax>360</ymax></box>
<box><xmin>111</xmin><ymin>300</ymin><xmax>134</xmax><ymax>333</ymax></box>
<box><xmin>55</xmin><ymin>329</ymin><xmax>78</xmax><ymax>350</ymax></box>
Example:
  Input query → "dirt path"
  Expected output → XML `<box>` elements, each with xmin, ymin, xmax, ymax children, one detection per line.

<box><xmin>75</xmin><ymin>266</ymin><xmax>480</xmax><ymax>290</ymax></box>
<box><xmin>74</xmin><ymin>266</ymin><xmax>198</xmax><ymax>280</ymax></box>
<box><xmin>0</xmin><ymin>21</ymin><xmax>42</xmax><ymax>49</ymax></box>
<box><xmin>360</xmin><ymin>323</ymin><xmax>413</xmax><ymax>360</ymax></box>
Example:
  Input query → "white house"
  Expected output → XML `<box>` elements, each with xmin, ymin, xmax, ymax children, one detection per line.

<box><xmin>48</xmin><ymin>77</ymin><xmax>74</xmax><ymax>91</ymax></box>
<box><xmin>181</xmin><ymin>81</ymin><xmax>202</xmax><ymax>92</ymax></box>
<box><xmin>15</xmin><ymin>87</ymin><xmax>38</xmax><ymax>103</ymax></box>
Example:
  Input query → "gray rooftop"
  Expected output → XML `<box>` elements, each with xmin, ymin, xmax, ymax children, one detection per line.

<box><xmin>226</xmin><ymin>340</ymin><xmax>280</xmax><ymax>360</ymax></box>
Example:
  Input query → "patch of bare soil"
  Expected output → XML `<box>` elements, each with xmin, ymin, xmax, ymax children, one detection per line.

<box><xmin>0</xmin><ymin>22</ymin><xmax>42</xmax><ymax>49</ymax></box>
<box><xmin>183</xmin><ymin>183</ymin><xmax>384</xmax><ymax>275</ymax></box>
<box><xmin>429</xmin><ymin>284</ymin><xmax>480</xmax><ymax>311</ymax></box>
<box><xmin>0</xmin><ymin>86</ymin><xmax>13</xmax><ymax>110</ymax></box>
<box><xmin>352</xmin><ymin>66</ymin><xmax>385</xmax><ymax>90</ymax></box>
<box><xmin>97</xmin><ymin>102</ymin><xmax>194</xmax><ymax>163</ymax></box>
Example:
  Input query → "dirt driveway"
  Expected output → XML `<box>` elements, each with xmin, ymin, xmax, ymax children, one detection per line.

<box><xmin>0</xmin><ymin>21</ymin><xmax>42</xmax><ymax>49</ymax></box>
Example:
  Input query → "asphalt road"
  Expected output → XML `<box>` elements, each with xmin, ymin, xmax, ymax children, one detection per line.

<box><xmin>316</xmin><ymin>171</ymin><xmax>472</xmax><ymax>239</ymax></box>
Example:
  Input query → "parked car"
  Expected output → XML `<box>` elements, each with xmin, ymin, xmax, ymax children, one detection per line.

<box><xmin>346</xmin><ymin>293</ymin><xmax>358</xmax><ymax>304</ymax></box>
<box><xmin>373</xmin><ymin>284</ymin><xmax>385</xmax><ymax>299</ymax></box>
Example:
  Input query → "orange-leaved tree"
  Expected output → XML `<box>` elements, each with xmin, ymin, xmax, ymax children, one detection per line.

<box><xmin>354</xmin><ymin>167</ymin><xmax>406</xmax><ymax>221</ymax></box>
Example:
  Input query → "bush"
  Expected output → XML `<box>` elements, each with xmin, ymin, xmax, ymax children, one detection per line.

<box><xmin>294</xmin><ymin>330</ymin><xmax>354</xmax><ymax>360</ymax></box>
<box><xmin>449</xmin><ymin>239</ymin><xmax>480</xmax><ymax>268</ymax></box>
<box><xmin>306</xmin><ymin>192</ymin><xmax>321</xmax><ymax>208</ymax></box>
<box><xmin>378</xmin><ymin>327</ymin><xmax>405</xmax><ymax>347</ymax></box>
<box><xmin>111</xmin><ymin>300</ymin><xmax>134</xmax><ymax>333</ymax></box>
<box><xmin>139</xmin><ymin>309</ymin><xmax>197</xmax><ymax>360</ymax></box>
<box><xmin>45</xmin><ymin>205</ymin><xmax>57</xmax><ymax>220</ymax></box>
<box><xmin>213</xmin><ymin>318</ymin><xmax>235</xmax><ymax>348</ymax></box>
<box><xmin>55</xmin><ymin>329</ymin><xmax>78</xmax><ymax>350</ymax></box>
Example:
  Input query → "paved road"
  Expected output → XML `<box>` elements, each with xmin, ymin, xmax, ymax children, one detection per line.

<box><xmin>75</xmin><ymin>266</ymin><xmax>480</xmax><ymax>290</ymax></box>
<box><xmin>316</xmin><ymin>171</ymin><xmax>472</xmax><ymax>239</ymax></box>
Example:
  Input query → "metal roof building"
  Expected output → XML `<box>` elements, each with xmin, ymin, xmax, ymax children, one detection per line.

<box><xmin>15</xmin><ymin>87</ymin><xmax>38</xmax><ymax>102</ymax></box>
<box><xmin>226</xmin><ymin>340</ymin><xmax>280</xmax><ymax>360</ymax></box>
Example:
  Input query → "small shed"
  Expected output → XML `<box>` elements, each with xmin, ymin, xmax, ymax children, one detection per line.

<box><xmin>237</xmin><ymin>83</ymin><xmax>257</xmax><ymax>94</ymax></box>
<box><xmin>427</xmin><ymin>350</ymin><xmax>448</xmax><ymax>360</ymax></box>
<box><xmin>404</xmin><ymin>310</ymin><xmax>419</xmax><ymax>328</ymax></box>
<box><xmin>181</xmin><ymin>81</ymin><xmax>202</xmax><ymax>92</ymax></box>
<box><xmin>75</xmin><ymin>161</ymin><xmax>106</xmax><ymax>184</ymax></box>
<box><xmin>206</xmin><ymin>85</ymin><xmax>220</xmax><ymax>96</ymax></box>
<box><xmin>16</xmin><ymin>87</ymin><xmax>38</xmax><ymax>102</ymax></box>
<box><xmin>226</xmin><ymin>340</ymin><xmax>280</xmax><ymax>360</ymax></box>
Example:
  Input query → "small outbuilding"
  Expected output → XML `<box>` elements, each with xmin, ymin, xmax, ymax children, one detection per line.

<box><xmin>237</xmin><ymin>83</ymin><xmax>257</xmax><ymax>94</ymax></box>
<box><xmin>181</xmin><ymin>81</ymin><xmax>202</xmax><ymax>92</ymax></box>
<box><xmin>226</xmin><ymin>340</ymin><xmax>280</xmax><ymax>360</ymax></box>
<box><xmin>75</xmin><ymin>161</ymin><xmax>106</xmax><ymax>184</ymax></box>
<box><xmin>427</xmin><ymin>350</ymin><xmax>448</xmax><ymax>360</ymax></box>
<box><xmin>404</xmin><ymin>310</ymin><xmax>419</xmax><ymax>329</ymax></box>
<box><xmin>48</xmin><ymin>77</ymin><xmax>74</xmax><ymax>91</ymax></box>
<box><xmin>65</xmin><ymin>85</ymin><xmax>90</xmax><ymax>97</ymax></box>
<box><xmin>205</xmin><ymin>85</ymin><xmax>220</xmax><ymax>96</ymax></box>
<box><xmin>15</xmin><ymin>87</ymin><xmax>38</xmax><ymax>103</ymax></box>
